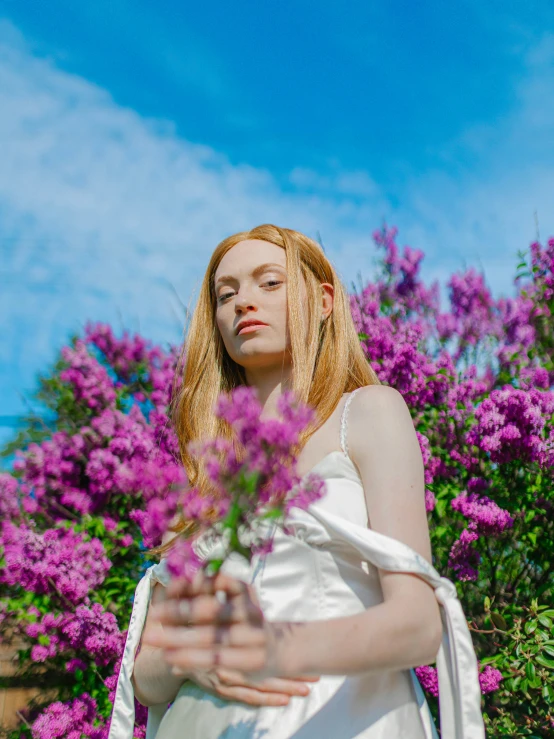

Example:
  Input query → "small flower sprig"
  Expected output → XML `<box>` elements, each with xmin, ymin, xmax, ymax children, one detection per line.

<box><xmin>164</xmin><ymin>386</ymin><xmax>327</xmax><ymax>580</ymax></box>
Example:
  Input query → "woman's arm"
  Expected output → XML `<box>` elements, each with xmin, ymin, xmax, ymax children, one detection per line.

<box><xmin>341</xmin><ymin>384</ymin><xmax>444</xmax><ymax>666</ymax></box>
<box><xmin>132</xmin><ymin>519</ymin><xmax>190</xmax><ymax>707</ymax></box>
<box><xmin>277</xmin><ymin>385</ymin><xmax>442</xmax><ymax>675</ymax></box>
<box><xmin>144</xmin><ymin>385</ymin><xmax>443</xmax><ymax>678</ymax></box>
<box><xmin>132</xmin><ymin>579</ymin><xmax>189</xmax><ymax>706</ymax></box>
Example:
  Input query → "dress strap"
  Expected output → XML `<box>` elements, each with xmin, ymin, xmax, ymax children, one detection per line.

<box><xmin>339</xmin><ymin>387</ymin><xmax>364</xmax><ymax>456</ymax></box>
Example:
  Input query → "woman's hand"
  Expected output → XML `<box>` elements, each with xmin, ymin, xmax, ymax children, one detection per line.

<box><xmin>184</xmin><ymin>666</ymin><xmax>319</xmax><ymax>706</ymax></box>
<box><xmin>142</xmin><ymin>572</ymin><xmax>305</xmax><ymax>680</ymax></box>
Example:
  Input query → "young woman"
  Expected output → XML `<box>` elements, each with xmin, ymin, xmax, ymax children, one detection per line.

<box><xmin>109</xmin><ymin>224</ymin><xmax>484</xmax><ymax>738</ymax></box>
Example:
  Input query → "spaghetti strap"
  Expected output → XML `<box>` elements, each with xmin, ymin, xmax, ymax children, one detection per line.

<box><xmin>339</xmin><ymin>387</ymin><xmax>364</xmax><ymax>457</ymax></box>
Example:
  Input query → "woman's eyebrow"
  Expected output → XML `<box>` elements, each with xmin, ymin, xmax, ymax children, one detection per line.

<box><xmin>215</xmin><ymin>262</ymin><xmax>286</xmax><ymax>285</ymax></box>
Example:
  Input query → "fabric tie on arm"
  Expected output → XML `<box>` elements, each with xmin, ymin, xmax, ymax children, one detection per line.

<box><xmin>308</xmin><ymin>505</ymin><xmax>485</xmax><ymax>739</ymax></box>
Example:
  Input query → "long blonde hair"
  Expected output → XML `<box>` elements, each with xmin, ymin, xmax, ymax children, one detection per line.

<box><xmin>150</xmin><ymin>224</ymin><xmax>380</xmax><ymax>557</ymax></box>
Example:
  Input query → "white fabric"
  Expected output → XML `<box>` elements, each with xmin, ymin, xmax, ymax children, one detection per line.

<box><xmin>109</xmin><ymin>391</ymin><xmax>485</xmax><ymax>738</ymax></box>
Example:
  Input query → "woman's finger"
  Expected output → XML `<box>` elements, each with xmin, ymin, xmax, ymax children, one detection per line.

<box><xmin>214</xmin><ymin>668</ymin><xmax>319</xmax><ymax>693</ymax></box>
<box><xmin>163</xmin><ymin>645</ymin><xmax>267</xmax><ymax>674</ymax></box>
<box><xmin>149</xmin><ymin>593</ymin><xmax>263</xmax><ymax>627</ymax></box>
<box><xmin>165</xmin><ymin>572</ymin><xmax>249</xmax><ymax>600</ymax></box>
<box><xmin>240</xmin><ymin>676</ymin><xmax>313</xmax><ymax>697</ymax></box>
<box><xmin>215</xmin><ymin>685</ymin><xmax>290</xmax><ymax>707</ymax></box>
<box><xmin>145</xmin><ymin>622</ymin><xmax>266</xmax><ymax>650</ymax></box>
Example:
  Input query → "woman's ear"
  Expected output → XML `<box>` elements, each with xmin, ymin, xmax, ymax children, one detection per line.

<box><xmin>321</xmin><ymin>283</ymin><xmax>334</xmax><ymax>320</ymax></box>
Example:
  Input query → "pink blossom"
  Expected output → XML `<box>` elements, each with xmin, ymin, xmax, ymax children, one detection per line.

<box><xmin>162</xmin><ymin>387</ymin><xmax>327</xmax><ymax>580</ymax></box>
<box><xmin>451</xmin><ymin>492</ymin><xmax>514</xmax><ymax>536</ymax></box>
<box><xmin>478</xmin><ymin>665</ymin><xmax>503</xmax><ymax>694</ymax></box>
<box><xmin>415</xmin><ymin>665</ymin><xmax>439</xmax><ymax>697</ymax></box>
<box><xmin>448</xmin><ymin>528</ymin><xmax>481</xmax><ymax>581</ymax></box>
<box><xmin>0</xmin><ymin>523</ymin><xmax>111</xmax><ymax>604</ymax></box>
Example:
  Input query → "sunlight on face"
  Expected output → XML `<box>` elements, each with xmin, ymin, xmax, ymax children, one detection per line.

<box><xmin>214</xmin><ymin>240</ymin><xmax>309</xmax><ymax>372</ymax></box>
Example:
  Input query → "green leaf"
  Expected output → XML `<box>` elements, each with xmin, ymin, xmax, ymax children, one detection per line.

<box><xmin>538</xmin><ymin>609</ymin><xmax>554</xmax><ymax>619</ymax></box>
<box><xmin>525</xmin><ymin>661</ymin><xmax>536</xmax><ymax>682</ymax></box>
<box><xmin>262</xmin><ymin>509</ymin><xmax>283</xmax><ymax>520</ymax></box>
<box><xmin>205</xmin><ymin>558</ymin><xmax>224</xmax><ymax>575</ymax></box>
<box><xmin>539</xmin><ymin>615</ymin><xmax>553</xmax><ymax>629</ymax></box>
<box><xmin>544</xmin><ymin>684</ymin><xmax>554</xmax><ymax>703</ymax></box>
<box><xmin>524</xmin><ymin>620</ymin><xmax>537</xmax><ymax>635</ymax></box>
<box><xmin>536</xmin><ymin>653</ymin><xmax>554</xmax><ymax>670</ymax></box>
<box><xmin>491</xmin><ymin>612</ymin><xmax>508</xmax><ymax>630</ymax></box>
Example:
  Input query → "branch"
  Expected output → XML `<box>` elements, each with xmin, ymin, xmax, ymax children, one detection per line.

<box><xmin>47</xmin><ymin>576</ymin><xmax>75</xmax><ymax>611</ymax></box>
<box><xmin>16</xmin><ymin>710</ymin><xmax>33</xmax><ymax>729</ymax></box>
<box><xmin>49</xmin><ymin>498</ymin><xmax>79</xmax><ymax>521</ymax></box>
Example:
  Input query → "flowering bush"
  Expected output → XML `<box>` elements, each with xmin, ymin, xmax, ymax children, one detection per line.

<box><xmin>0</xmin><ymin>324</ymin><xmax>183</xmax><ymax>738</ymax></box>
<box><xmin>1</xmin><ymin>225</ymin><xmax>553</xmax><ymax>737</ymax></box>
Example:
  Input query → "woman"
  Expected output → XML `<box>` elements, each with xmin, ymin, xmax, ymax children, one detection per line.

<box><xmin>109</xmin><ymin>224</ymin><xmax>484</xmax><ymax>738</ymax></box>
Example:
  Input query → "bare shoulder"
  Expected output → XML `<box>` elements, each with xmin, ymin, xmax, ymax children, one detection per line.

<box><xmin>347</xmin><ymin>385</ymin><xmax>415</xmax><ymax>459</ymax></box>
<box><xmin>350</xmin><ymin>384</ymin><xmax>408</xmax><ymax>418</ymax></box>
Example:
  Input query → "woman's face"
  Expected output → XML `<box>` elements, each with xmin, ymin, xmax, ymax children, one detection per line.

<box><xmin>213</xmin><ymin>239</ymin><xmax>308</xmax><ymax>372</ymax></box>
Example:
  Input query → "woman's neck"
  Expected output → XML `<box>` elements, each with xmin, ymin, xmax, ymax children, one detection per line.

<box><xmin>244</xmin><ymin>364</ymin><xmax>294</xmax><ymax>419</ymax></box>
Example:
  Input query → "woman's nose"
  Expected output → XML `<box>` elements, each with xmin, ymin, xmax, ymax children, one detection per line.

<box><xmin>235</xmin><ymin>291</ymin><xmax>257</xmax><ymax>312</ymax></box>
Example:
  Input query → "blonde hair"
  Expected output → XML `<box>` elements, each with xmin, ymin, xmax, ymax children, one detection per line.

<box><xmin>150</xmin><ymin>224</ymin><xmax>381</xmax><ymax>557</ymax></box>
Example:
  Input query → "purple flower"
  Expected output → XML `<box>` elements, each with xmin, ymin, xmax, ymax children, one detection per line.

<box><xmin>451</xmin><ymin>492</ymin><xmax>513</xmax><ymax>537</ymax></box>
<box><xmin>162</xmin><ymin>387</ymin><xmax>327</xmax><ymax>580</ymax></box>
<box><xmin>478</xmin><ymin>665</ymin><xmax>503</xmax><ymax>694</ymax></box>
<box><xmin>0</xmin><ymin>523</ymin><xmax>111</xmax><ymax>604</ymax></box>
<box><xmin>0</xmin><ymin>473</ymin><xmax>21</xmax><ymax>519</ymax></box>
<box><xmin>415</xmin><ymin>665</ymin><xmax>439</xmax><ymax>697</ymax></box>
<box><xmin>166</xmin><ymin>538</ymin><xmax>202</xmax><ymax>580</ymax></box>
<box><xmin>448</xmin><ymin>528</ymin><xmax>481</xmax><ymax>581</ymax></box>
<box><xmin>60</xmin><ymin>340</ymin><xmax>117</xmax><ymax>411</ymax></box>
<box><xmin>31</xmin><ymin>693</ymin><xmax>105</xmax><ymax>739</ymax></box>
<box><xmin>415</xmin><ymin>663</ymin><xmax>503</xmax><ymax>697</ymax></box>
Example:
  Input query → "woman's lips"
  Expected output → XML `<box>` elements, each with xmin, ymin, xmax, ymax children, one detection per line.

<box><xmin>237</xmin><ymin>323</ymin><xmax>268</xmax><ymax>335</ymax></box>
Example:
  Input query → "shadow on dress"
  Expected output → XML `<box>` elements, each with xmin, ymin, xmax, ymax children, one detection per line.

<box><xmin>287</xmin><ymin>672</ymin><xmax>433</xmax><ymax>739</ymax></box>
<box><xmin>218</xmin><ymin>719</ymin><xmax>269</xmax><ymax>739</ymax></box>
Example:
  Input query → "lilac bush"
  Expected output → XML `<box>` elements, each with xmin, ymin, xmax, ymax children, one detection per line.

<box><xmin>0</xmin><ymin>323</ymin><xmax>183</xmax><ymax>738</ymax></box>
<box><xmin>0</xmin><ymin>225</ymin><xmax>553</xmax><ymax>737</ymax></box>
<box><xmin>355</xmin><ymin>225</ymin><xmax>554</xmax><ymax>736</ymax></box>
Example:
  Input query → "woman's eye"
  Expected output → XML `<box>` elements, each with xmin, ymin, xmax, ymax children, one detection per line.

<box><xmin>217</xmin><ymin>280</ymin><xmax>282</xmax><ymax>303</ymax></box>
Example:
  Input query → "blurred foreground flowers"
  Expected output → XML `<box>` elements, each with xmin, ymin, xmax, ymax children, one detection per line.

<box><xmin>153</xmin><ymin>386</ymin><xmax>326</xmax><ymax>580</ymax></box>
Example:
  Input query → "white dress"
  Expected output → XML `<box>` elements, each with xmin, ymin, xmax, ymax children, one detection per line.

<box><xmin>109</xmin><ymin>389</ymin><xmax>485</xmax><ymax>739</ymax></box>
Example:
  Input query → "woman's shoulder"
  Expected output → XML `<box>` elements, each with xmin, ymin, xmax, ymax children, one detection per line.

<box><xmin>346</xmin><ymin>385</ymin><xmax>411</xmax><ymax>451</ymax></box>
<box><xmin>349</xmin><ymin>383</ymin><xmax>402</xmax><ymax>408</ymax></box>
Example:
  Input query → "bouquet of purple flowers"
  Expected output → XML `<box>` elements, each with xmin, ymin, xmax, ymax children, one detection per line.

<box><xmin>156</xmin><ymin>386</ymin><xmax>327</xmax><ymax>581</ymax></box>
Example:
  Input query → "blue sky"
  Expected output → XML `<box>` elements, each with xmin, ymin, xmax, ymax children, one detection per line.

<box><xmin>1</xmin><ymin>2</ymin><xmax>554</xmax><ymax>450</ymax></box>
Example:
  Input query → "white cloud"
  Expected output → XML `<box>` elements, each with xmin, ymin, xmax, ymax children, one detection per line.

<box><xmin>1</xmin><ymin>19</ymin><xmax>553</xmax><ymax>436</ymax></box>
